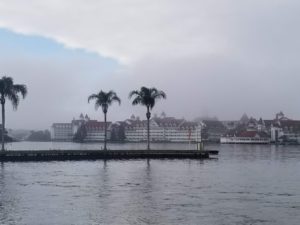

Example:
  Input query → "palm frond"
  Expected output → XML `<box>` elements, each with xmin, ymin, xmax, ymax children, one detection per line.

<box><xmin>132</xmin><ymin>96</ymin><xmax>142</xmax><ymax>105</ymax></box>
<box><xmin>107</xmin><ymin>90</ymin><xmax>117</xmax><ymax>98</ymax></box>
<box><xmin>13</xmin><ymin>84</ymin><xmax>27</xmax><ymax>98</ymax></box>
<box><xmin>88</xmin><ymin>90</ymin><xmax>121</xmax><ymax>111</ymax></box>
<box><xmin>8</xmin><ymin>93</ymin><xmax>19</xmax><ymax>110</ymax></box>
<box><xmin>152</xmin><ymin>90</ymin><xmax>166</xmax><ymax>99</ymax></box>
<box><xmin>149</xmin><ymin>98</ymin><xmax>155</xmax><ymax>109</ymax></box>
<box><xmin>0</xmin><ymin>76</ymin><xmax>13</xmax><ymax>95</ymax></box>
<box><xmin>0</xmin><ymin>76</ymin><xmax>27</xmax><ymax>109</ymax></box>
<box><xmin>128</xmin><ymin>90</ymin><xmax>140</xmax><ymax>99</ymax></box>
<box><xmin>88</xmin><ymin>94</ymin><xmax>99</xmax><ymax>103</ymax></box>
<box><xmin>141</xmin><ymin>86</ymin><xmax>150</xmax><ymax>95</ymax></box>
<box><xmin>111</xmin><ymin>95</ymin><xmax>121</xmax><ymax>105</ymax></box>
<box><xmin>130</xmin><ymin>86</ymin><xmax>166</xmax><ymax>109</ymax></box>
<box><xmin>94</xmin><ymin>99</ymin><xmax>101</xmax><ymax>110</ymax></box>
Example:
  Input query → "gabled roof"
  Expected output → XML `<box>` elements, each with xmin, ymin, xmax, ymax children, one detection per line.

<box><xmin>202</xmin><ymin>120</ymin><xmax>227</xmax><ymax>132</ymax></box>
<box><xmin>247</xmin><ymin>117</ymin><xmax>257</xmax><ymax>124</ymax></box>
<box><xmin>257</xmin><ymin>118</ymin><xmax>264</xmax><ymax>125</ymax></box>
<box><xmin>268</xmin><ymin>119</ymin><xmax>300</xmax><ymax>131</ymax></box>
<box><xmin>240</xmin><ymin>113</ymin><xmax>249</xmax><ymax>124</ymax></box>
<box><xmin>113</xmin><ymin>121</ymin><xmax>127</xmax><ymax>126</ymax></box>
<box><xmin>52</xmin><ymin>123</ymin><xmax>72</xmax><ymax>128</ymax></box>
<box><xmin>224</xmin><ymin>130</ymin><xmax>269</xmax><ymax>138</ymax></box>
<box><xmin>279</xmin><ymin>120</ymin><xmax>300</xmax><ymax>127</ymax></box>
<box><xmin>125</xmin><ymin>119</ymin><xmax>147</xmax><ymax>128</ymax></box>
<box><xmin>239</xmin><ymin>131</ymin><xmax>258</xmax><ymax>137</ymax></box>
<box><xmin>263</xmin><ymin>120</ymin><xmax>273</xmax><ymax>128</ymax></box>
<box><xmin>153</xmin><ymin>117</ymin><xmax>184</xmax><ymax>128</ymax></box>
<box><xmin>239</xmin><ymin>131</ymin><xmax>270</xmax><ymax>138</ymax></box>
<box><xmin>85</xmin><ymin>121</ymin><xmax>112</xmax><ymax>130</ymax></box>
<box><xmin>179</xmin><ymin>121</ymin><xmax>199</xmax><ymax>130</ymax></box>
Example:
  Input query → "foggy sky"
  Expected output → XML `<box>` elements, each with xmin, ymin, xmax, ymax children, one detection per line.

<box><xmin>0</xmin><ymin>0</ymin><xmax>299</xmax><ymax>129</ymax></box>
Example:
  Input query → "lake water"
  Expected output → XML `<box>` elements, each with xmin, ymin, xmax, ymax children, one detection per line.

<box><xmin>0</xmin><ymin>142</ymin><xmax>300</xmax><ymax>225</ymax></box>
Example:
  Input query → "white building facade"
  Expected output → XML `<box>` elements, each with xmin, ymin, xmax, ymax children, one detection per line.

<box><xmin>84</xmin><ymin>121</ymin><xmax>112</xmax><ymax>142</ymax></box>
<box><xmin>51</xmin><ymin>114</ymin><xmax>111</xmax><ymax>142</ymax></box>
<box><xmin>51</xmin><ymin>123</ymin><xmax>74</xmax><ymax>141</ymax></box>
<box><xmin>124</xmin><ymin>117</ymin><xmax>202</xmax><ymax>143</ymax></box>
<box><xmin>270</xmin><ymin>122</ymin><xmax>300</xmax><ymax>144</ymax></box>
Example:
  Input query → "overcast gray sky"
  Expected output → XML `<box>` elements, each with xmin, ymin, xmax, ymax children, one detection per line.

<box><xmin>0</xmin><ymin>0</ymin><xmax>299</xmax><ymax>129</ymax></box>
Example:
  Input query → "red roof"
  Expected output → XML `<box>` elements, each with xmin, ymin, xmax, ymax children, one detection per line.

<box><xmin>239</xmin><ymin>131</ymin><xmax>258</xmax><ymax>138</ymax></box>
<box><xmin>153</xmin><ymin>117</ymin><xmax>184</xmax><ymax>127</ymax></box>
<box><xmin>238</xmin><ymin>131</ymin><xmax>269</xmax><ymax>138</ymax></box>
<box><xmin>280</xmin><ymin>120</ymin><xmax>300</xmax><ymax>127</ymax></box>
<box><xmin>85</xmin><ymin>121</ymin><xmax>111</xmax><ymax>130</ymax></box>
<box><xmin>125</xmin><ymin>120</ymin><xmax>147</xmax><ymax>128</ymax></box>
<box><xmin>179</xmin><ymin>121</ymin><xmax>198</xmax><ymax>130</ymax></box>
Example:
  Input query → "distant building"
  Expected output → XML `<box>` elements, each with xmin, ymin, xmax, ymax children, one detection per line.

<box><xmin>270</xmin><ymin>113</ymin><xmax>300</xmax><ymax>144</ymax></box>
<box><xmin>221</xmin><ymin>131</ymin><xmax>270</xmax><ymax>144</ymax></box>
<box><xmin>201</xmin><ymin>120</ymin><xmax>227</xmax><ymax>142</ymax></box>
<box><xmin>124</xmin><ymin>116</ymin><xmax>202</xmax><ymax>143</ymax></box>
<box><xmin>51</xmin><ymin>123</ymin><xmax>74</xmax><ymax>141</ymax></box>
<box><xmin>51</xmin><ymin>111</ymin><xmax>300</xmax><ymax>144</ymax></box>
<box><xmin>221</xmin><ymin>112</ymin><xmax>300</xmax><ymax>145</ymax></box>
<box><xmin>110</xmin><ymin>121</ymin><xmax>126</xmax><ymax>141</ymax></box>
<box><xmin>240</xmin><ymin>113</ymin><xmax>250</xmax><ymax>125</ymax></box>
<box><xmin>84</xmin><ymin>120</ymin><xmax>112</xmax><ymax>142</ymax></box>
<box><xmin>220</xmin><ymin>114</ymin><xmax>270</xmax><ymax>144</ymax></box>
<box><xmin>51</xmin><ymin>114</ymin><xmax>111</xmax><ymax>142</ymax></box>
<box><xmin>222</xmin><ymin>120</ymin><xmax>239</xmax><ymax>130</ymax></box>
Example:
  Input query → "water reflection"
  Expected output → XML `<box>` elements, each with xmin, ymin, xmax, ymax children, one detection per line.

<box><xmin>0</xmin><ymin>163</ymin><xmax>19</xmax><ymax>225</ymax></box>
<box><xmin>0</xmin><ymin>144</ymin><xmax>299</xmax><ymax>224</ymax></box>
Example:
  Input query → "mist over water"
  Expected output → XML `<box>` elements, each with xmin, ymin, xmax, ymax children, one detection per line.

<box><xmin>0</xmin><ymin>143</ymin><xmax>300</xmax><ymax>225</ymax></box>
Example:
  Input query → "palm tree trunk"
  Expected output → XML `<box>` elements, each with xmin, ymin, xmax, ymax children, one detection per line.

<box><xmin>104</xmin><ymin>112</ymin><xmax>107</xmax><ymax>150</ymax></box>
<box><xmin>1</xmin><ymin>101</ymin><xmax>5</xmax><ymax>151</ymax></box>
<box><xmin>146</xmin><ymin>106</ymin><xmax>151</xmax><ymax>150</ymax></box>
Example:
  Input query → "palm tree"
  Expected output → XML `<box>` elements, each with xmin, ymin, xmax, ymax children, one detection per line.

<box><xmin>129</xmin><ymin>87</ymin><xmax>166</xmax><ymax>150</ymax></box>
<box><xmin>88</xmin><ymin>90</ymin><xmax>121</xmax><ymax>150</ymax></box>
<box><xmin>0</xmin><ymin>76</ymin><xmax>27</xmax><ymax>151</ymax></box>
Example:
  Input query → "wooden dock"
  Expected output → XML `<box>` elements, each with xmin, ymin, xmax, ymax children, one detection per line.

<box><xmin>0</xmin><ymin>150</ymin><xmax>218</xmax><ymax>162</ymax></box>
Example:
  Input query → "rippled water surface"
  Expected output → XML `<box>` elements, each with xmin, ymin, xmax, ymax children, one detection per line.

<box><xmin>0</xmin><ymin>142</ymin><xmax>300</xmax><ymax>225</ymax></box>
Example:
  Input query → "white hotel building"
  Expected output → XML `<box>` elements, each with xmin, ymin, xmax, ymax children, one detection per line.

<box><xmin>51</xmin><ymin>123</ymin><xmax>74</xmax><ymax>141</ymax></box>
<box><xmin>84</xmin><ymin>121</ymin><xmax>112</xmax><ymax>142</ymax></box>
<box><xmin>124</xmin><ymin>117</ymin><xmax>202</xmax><ymax>143</ymax></box>
<box><xmin>51</xmin><ymin>114</ymin><xmax>112</xmax><ymax>142</ymax></box>
<box><xmin>51</xmin><ymin>114</ymin><xmax>202</xmax><ymax>143</ymax></box>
